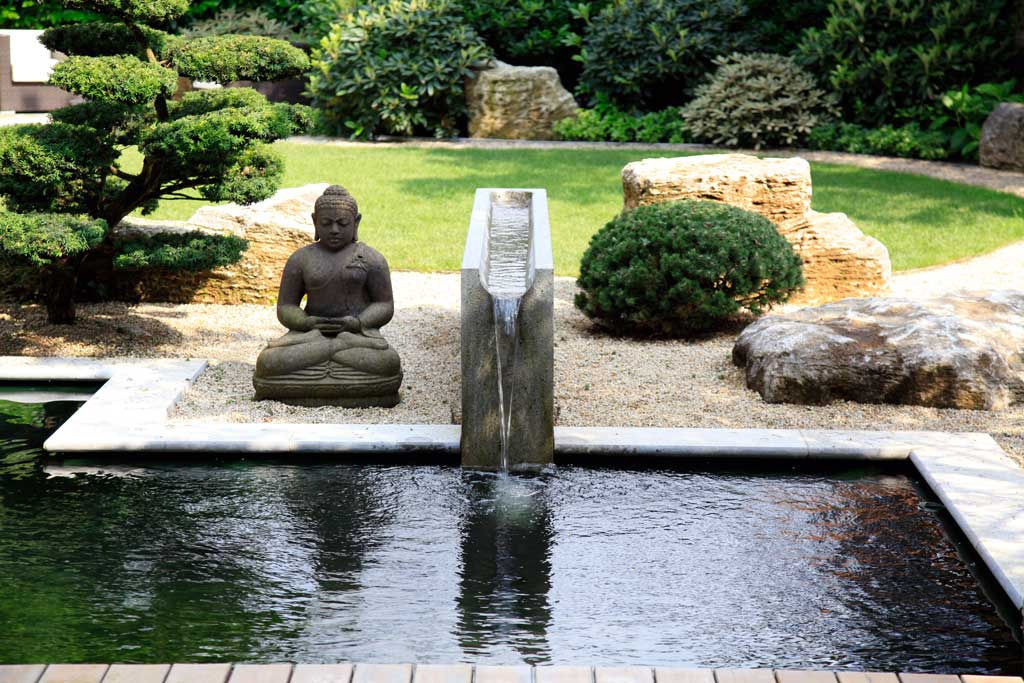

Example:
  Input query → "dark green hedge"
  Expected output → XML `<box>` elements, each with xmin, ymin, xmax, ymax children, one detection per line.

<box><xmin>166</xmin><ymin>34</ymin><xmax>309</xmax><ymax>83</ymax></box>
<box><xmin>0</xmin><ymin>212</ymin><xmax>107</xmax><ymax>266</ymax></box>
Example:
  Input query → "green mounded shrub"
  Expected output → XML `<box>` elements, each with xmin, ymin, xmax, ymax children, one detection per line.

<box><xmin>49</xmin><ymin>56</ymin><xmax>179</xmax><ymax>105</ymax></box>
<box><xmin>682</xmin><ymin>52</ymin><xmax>837</xmax><ymax>149</ymax></box>
<box><xmin>0</xmin><ymin>213</ymin><xmax>107</xmax><ymax>267</ymax></box>
<box><xmin>808</xmin><ymin>122</ymin><xmax>949</xmax><ymax>160</ymax></box>
<box><xmin>576</xmin><ymin>0</ymin><xmax>755</xmax><ymax>110</ymax></box>
<box><xmin>166</xmin><ymin>34</ymin><xmax>309</xmax><ymax>82</ymax></box>
<box><xmin>0</xmin><ymin>0</ymin><xmax>313</xmax><ymax>324</ymax></box>
<box><xmin>554</xmin><ymin>99</ymin><xmax>689</xmax><ymax>143</ymax></box>
<box><xmin>113</xmin><ymin>232</ymin><xmax>247</xmax><ymax>269</ymax></box>
<box><xmin>308</xmin><ymin>0</ymin><xmax>492</xmax><ymax>138</ymax></box>
<box><xmin>41</xmin><ymin>22</ymin><xmax>174</xmax><ymax>58</ymax></box>
<box><xmin>797</xmin><ymin>0</ymin><xmax>1016</xmax><ymax>127</ymax></box>
<box><xmin>575</xmin><ymin>200</ymin><xmax>804</xmax><ymax>335</ymax></box>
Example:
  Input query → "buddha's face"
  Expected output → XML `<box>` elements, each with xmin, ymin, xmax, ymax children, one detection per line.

<box><xmin>313</xmin><ymin>205</ymin><xmax>360</xmax><ymax>251</ymax></box>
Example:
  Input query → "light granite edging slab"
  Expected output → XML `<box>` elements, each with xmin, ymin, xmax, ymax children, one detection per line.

<box><xmin>2</xmin><ymin>356</ymin><xmax>1023</xmax><ymax>616</ymax></box>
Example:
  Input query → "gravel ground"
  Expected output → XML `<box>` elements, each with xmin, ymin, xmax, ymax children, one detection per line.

<box><xmin>2</xmin><ymin>272</ymin><xmax>1023</xmax><ymax>466</ymax></box>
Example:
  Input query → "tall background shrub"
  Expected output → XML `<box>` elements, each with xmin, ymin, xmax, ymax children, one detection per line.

<box><xmin>797</xmin><ymin>0</ymin><xmax>1016</xmax><ymax>126</ymax></box>
<box><xmin>575</xmin><ymin>0</ymin><xmax>756</xmax><ymax>110</ymax></box>
<box><xmin>307</xmin><ymin>0</ymin><xmax>492</xmax><ymax>138</ymax></box>
<box><xmin>682</xmin><ymin>53</ymin><xmax>836</xmax><ymax>149</ymax></box>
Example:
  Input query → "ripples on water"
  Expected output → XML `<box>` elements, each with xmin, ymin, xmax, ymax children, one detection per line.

<box><xmin>0</xmin><ymin>399</ymin><xmax>1021</xmax><ymax>672</ymax></box>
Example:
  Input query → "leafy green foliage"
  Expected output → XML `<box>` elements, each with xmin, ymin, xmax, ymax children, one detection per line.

<box><xmin>63</xmin><ymin>0</ymin><xmax>189</xmax><ymax>23</ymax></box>
<box><xmin>0</xmin><ymin>1</ymin><xmax>100</xmax><ymax>29</ymax></box>
<box><xmin>797</xmin><ymin>0</ymin><xmax>1015</xmax><ymax>126</ymax></box>
<box><xmin>682</xmin><ymin>53</ymin><xmax>837</xmax><ymax>149</ymax></box>
<box><xmin>456</xmin><ymin>0</ymin><xmax>607</xmax><ymax>87</ymax></box>
<box><xmin>0</xmin><ymin>212</ymin><xmax>107</xmax><ymax>266</ymax></box>
<box><xmin>742</xmin><ymin>0</ymin><xmax>830</xmax><ymax>54</ymax></box>
<box><xmin>49</xmin><ymin>56</ymin><xmax>177</xmax><ymax>105</ymax></box>
<box><xmin>934</xmin><ymin>80</ymin><xmax>1024</xmax><ymax>160</ymax></box>
<box><xmin>554</xmin><ymin>98</ymin><xmax>688</xmax><ymax>142</ymax></box>
<box><xmin>576</xmin><ymin>0</ymin><xmax>755</xmax><ymax>109</ymax></box>
<box><xmin>289</xmin><ymin>0</ymin><xmax>358</xmax><ymax>42</ymax></box>
<box><xmin>0</xmin><ymin>0</ymin><xmax>314</xmax><ymax>323</ymax></box>
<box><xmin>113</xmin><ymin>231</ymin><xmax>247</xmax><ymax>270</ymax></box>
<box><xmin>182</xmin><ymin>6</ymin><xmax>299</xmax><ymax>40</ymax></box>
<box><xmin>575</xmin><ymin>200</ymin><xmax>804</xmax><ymax>335</ymax></box>
<box><xmin>166</xmin><ymin>34</ymin><xmax>309</xmax><ymax>83</ymax></box>
<box><xmin>40</xmin><ymin>22</ymin><xmax>173</xmax><ymax>57</ymax></box>
<box><xmin>808</xmin><ymin>122</ymin><xmax>949</xmax><ymax>160</ymax></box>
<box><xmin>0</xmin><ymin>123</ymin><xmax>118</xmax><ymax>215</ymax></box>
<box><xmin>308</xmin><ymin>0</ymin><xmax>492</xmax><ymax>138</ymax></box>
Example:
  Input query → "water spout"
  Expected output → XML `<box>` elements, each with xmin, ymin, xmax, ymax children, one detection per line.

<box><xmin>461</xmin><ymin>189</ymin><xmax>554</xmax><ymax>471</ymax></box>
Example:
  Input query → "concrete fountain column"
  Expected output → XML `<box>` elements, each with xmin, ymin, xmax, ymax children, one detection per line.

<box><xmin>460</xmin><ymin>189</ymin><xmax>554</xmax><ymax>471</ymax></box>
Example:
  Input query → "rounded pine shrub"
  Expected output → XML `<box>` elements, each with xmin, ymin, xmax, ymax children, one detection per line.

<box><xmin>682</xmin><ymin>52</ymin><xmax>837</xmax><ymax>149</ymax></box>
<box><xmin>575</xmin><ymin>200</ymin><xmax>804</xmax><ymax>335</ymax></box>
<box><xmin>307</xmin><ymin>0</ymin><xmax>492</xmax><ymax>138</ymax></box>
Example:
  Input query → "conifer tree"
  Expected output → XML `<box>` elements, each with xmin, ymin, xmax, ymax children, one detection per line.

<box><xmin>0</xmin><ymin>0</ymin><xmax>312</xmax><ymax>323</ymax></box>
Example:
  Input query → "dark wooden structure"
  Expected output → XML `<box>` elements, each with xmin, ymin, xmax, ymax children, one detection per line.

<box><xmin>0</xmin><ymin>34</ymin><xmax>75</xmax><ymax>112</ymax></box>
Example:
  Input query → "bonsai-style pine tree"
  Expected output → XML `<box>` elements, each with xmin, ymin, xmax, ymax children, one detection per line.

<box><xmin>0</xmin><ymin>0</ymin><xmax>312</xmax><ymax>323</ymax></box>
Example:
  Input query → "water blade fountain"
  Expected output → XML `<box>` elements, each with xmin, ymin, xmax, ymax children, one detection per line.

<box><xmin>461</xmin><ymin>189</ymin><xmax>554</xmax><ymax>471</ymax></box>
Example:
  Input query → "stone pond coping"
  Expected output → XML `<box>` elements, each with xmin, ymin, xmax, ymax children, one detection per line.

<box><xmin>0</xmin><ymin>664</ymin><xmax>1022</xmax><ymax>683</ymax></box>
<box><xmin>2</xmin><ymin>356</ymin><xmax>1024</xmax><ymax>617</ymax></box>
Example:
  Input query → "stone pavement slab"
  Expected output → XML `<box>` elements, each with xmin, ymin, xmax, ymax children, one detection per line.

<box><xmin>292</xmin><ymin>664</ymin><xmax>354</xmax><ymax>683</ymax></box>
<box><xmin>166</xmin><ymin>663</ymin><xmax>232</xmax><ymax>683</ymax></box>
<box><xmin>655</xmin><ymin>669</ymin><xmax>714</xmax><ymax>683</ymax></box>
<box><xmin>102</xmin><ymin>664</ymin><xmax>169</xmax><ymax>683</ymax></box>
<box><xmin>413</xmin><ymin>665</ymin><xmax>472</xmax><ymax>683</ymax></box>
<box><xmin>228</xmin><ymin>664</ymin><xmax>293</xmax><ymax>683</ymax></box>
<box><xmin>38</xmin><ymin>666</ymin><xmax>108</xmax><ymax>683</ymax></box>
<box><xmin>0</xmin><ymin>665</ymin><xmax>46</xmax><ymax>683</ymax></box>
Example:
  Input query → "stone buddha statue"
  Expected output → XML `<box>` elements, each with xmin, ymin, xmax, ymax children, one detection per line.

<box><xmin>252</xmin><ymin>185</ymin><xmax>403</xmax><ymax>407</ymax></box>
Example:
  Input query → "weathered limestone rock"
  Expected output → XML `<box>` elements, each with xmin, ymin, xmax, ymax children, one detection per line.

<box><xmin>466</xmin><ymin>60</ymin><xmax>578</xmax><ymax>140</ymax></box>
<box><xmin>979</xmin><ymin>102</ymin><xmax>1024</xmax><ymax>172</ymax></box>
<box><xmin>124</xmin><ymin>184</ymin><xmax>327</xmax><ymax>304</ymax></box>
<box><xmin>732</xmin><ymin>291</ymin><xmax>1024</xmax><ymax>410</ymax></box>
<box><xmin>621</xmin><ymin>154</ymin><xmax>892</xmax><ymax>304</ymax></box>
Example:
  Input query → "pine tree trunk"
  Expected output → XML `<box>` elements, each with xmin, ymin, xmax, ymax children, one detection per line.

<box><xmin>45</xmin><ymin>265</ymin><xmax>79</xmax><ymax>325</ymax></box>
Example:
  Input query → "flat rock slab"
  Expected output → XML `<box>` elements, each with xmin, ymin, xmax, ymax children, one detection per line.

<box><xmin>733</xmin><ymin>291</ymin><xmax>1024</xmax><ymax>410</ymax></box>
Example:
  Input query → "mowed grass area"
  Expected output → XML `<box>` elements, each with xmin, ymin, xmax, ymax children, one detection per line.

<box><xmin>134</xmin><ymin>143</ymin><xmax>1024</xmax><ymax>275</ymax></box>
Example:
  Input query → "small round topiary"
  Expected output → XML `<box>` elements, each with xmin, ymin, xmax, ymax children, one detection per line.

<box><xmin>682</xmin><ymin>52</ymin><xmax>837</xmax><ymax>149</ymax></box>
<box><xmin>575</xmin><ymin>200</ymin><xmax>804</xmax><ymax>335</ymax></box>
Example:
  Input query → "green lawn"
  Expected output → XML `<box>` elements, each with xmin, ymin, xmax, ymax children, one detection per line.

<box><xmin>135</xmin><ymin>143</ymin><xmax>1024</xmax><ymax>275</ymax></box>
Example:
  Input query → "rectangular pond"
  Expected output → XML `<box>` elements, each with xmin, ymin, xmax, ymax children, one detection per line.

<box><xmin>0</xmin><ymin>394</ymin><xmax>1021</xmax><ymax>672</ymax></box>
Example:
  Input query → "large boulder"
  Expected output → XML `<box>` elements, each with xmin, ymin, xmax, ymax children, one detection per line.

<box><xmin>465</xmin><ymin>60</ymin><xmax>578</xmax><ymax>140</ymax></box>
<box><xmin>621</xmin><ymin>154</ymin><xmax>892</xmax><ymax>304</ymax></box>
<box><xmin>121</xmin><ymin>183</ymin><xmax>327</xmax><ymax>304</ymax></box>
<box><xmin>732</xmin><ymin>291</ymin><xmax>1024</xmax><ymax>410</ymax></box>
<box><xmin>979</xmin><ymin>102</ymin><xmax>1024</xmax><ymax>172</ymax></box>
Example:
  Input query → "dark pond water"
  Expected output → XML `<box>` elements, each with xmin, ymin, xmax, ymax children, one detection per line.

<box><xmin>0</xmin><ymin>395</ymin><xmax>1021</xmax><ymax>672</ymax></box>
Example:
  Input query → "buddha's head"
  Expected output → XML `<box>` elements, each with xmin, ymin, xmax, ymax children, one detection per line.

<box><xmin>312</xmin><ymin>185</ymin><xmax>361</xmax><ymax>251</ymax></box>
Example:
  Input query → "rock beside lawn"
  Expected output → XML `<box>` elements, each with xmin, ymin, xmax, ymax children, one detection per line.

<box><xmin>465</xmin><ymin>60</ymin><xmax>578</xmax><ymax>139</ymax></box>
<box><xmin>121</xmin><ymin>184</ymin><xmax>326</xmax><ymax>304</ymax></box>
<box><xmin>732</xmin><ymin>291</ymin><xmax>1024</xmax><ymax>410</ymax></box>
<box><xmin>621</xmin><ymin>154</ymin><xmax>892</xmax><ymax>305</ymax></box>
<box><xmin>980</xmin><ymin>102</ymin><xmax>1024</xmax><ymax>172</ymax></box>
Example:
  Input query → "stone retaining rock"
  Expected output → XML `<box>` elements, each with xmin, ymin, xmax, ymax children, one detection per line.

<box><xmin>465</xmin><ymin>60</ymin><xmax>578</xmax><ymax>140</ymax></box>
<box><xmin>621</xmin><ymin>154</ymin><xmax>892</xmax><ymax>304</ymax></box>
<box><xmin>980</xmin><ymin>102</ymin><xmax>1024</xmax><ymax>172</ymax></box>
<box><xmin>732</xmin><ymin>291</ymin><xmax>1024</xmax><ymax>410</ymax></box>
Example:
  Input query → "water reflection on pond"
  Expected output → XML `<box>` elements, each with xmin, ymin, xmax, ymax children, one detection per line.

<box><xmin>0</xmin><ymin>399</ymin><xmax>1021</xmax><ymax>672</ymax></box>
